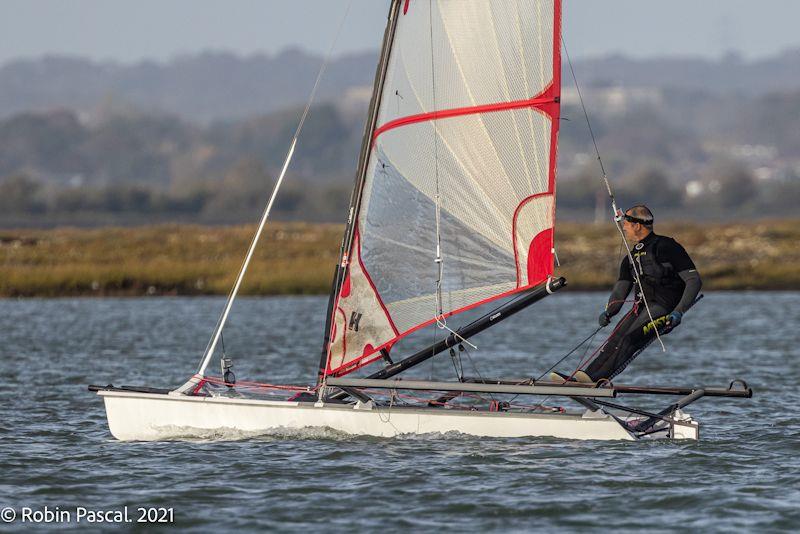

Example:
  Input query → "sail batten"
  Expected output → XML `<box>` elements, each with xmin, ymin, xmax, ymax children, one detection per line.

<box><xmin>324</xmin><ymin>0</ymin><xmax>562</xmax><ymax>377</ymax></box>
<box><xmin>372</xmin><ymin>93</ymin><xmax>558</xmax><ymax>143</ymax></box>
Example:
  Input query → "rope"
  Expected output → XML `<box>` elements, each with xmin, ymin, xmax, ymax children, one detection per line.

<box><xmin>561</xmin><ymin>35</ymin><xmax>665</xmax><ymax>352</ymax></box>
<box><xmin>197</xmin><ymin>375</ymin><xmax>318</xmax><ymax>392</ymax></box>
<box><xmin>571</xmin><ymin>306</ymin><xmax>636</xmax><ymax>378</ymax></box>
<box><xmin>428</xmin><ymin>0</ymin><xmax>446</xmax><ymax>332</ymax></box>
<box><xmin>536</xmin><ymin>325</ymin><xmax>603</xmax><ymax>381</ymax></box>
<box><xmin>461</xmin><ymin>344</ymin><xmax>494</xmax><ymax>402</ymax></box>
<box><xmin>527</xmin><ymin>298</ymin><xmax>634</xmax><ymax>409</ymax></box>
<box><xmin>532</xmin><ymin>297</ymin><xmax>634</xmax><ymax>385</ymax></box>
<box><xmin>449</xmin><ymin>347</ymin><xmax>464</xmax><ymax>381</ymax></box>
<box><xmin>292</xmin><ymin>1</ymin><xmax>353</xmax><ymax>140</ymax></box>
<box><xmin>514</xmin><ymin>323</ymin><xmax>602</xmax><ymax>409</ymax></box>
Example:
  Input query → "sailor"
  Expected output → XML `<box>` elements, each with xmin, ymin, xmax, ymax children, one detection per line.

<box><xmin>574</xmin><ymin>205</ymin><xmax>702</xmax><ymax>384</ymax></box>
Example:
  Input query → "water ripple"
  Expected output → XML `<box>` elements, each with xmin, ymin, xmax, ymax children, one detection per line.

<box><xmin>0</xmin><ymin>293</ymin><xmax>797</xmax><ymax>531</ymax></box>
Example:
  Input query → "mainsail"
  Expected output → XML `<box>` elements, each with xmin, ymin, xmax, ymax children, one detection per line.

<box><xmin>324</xmin><ymin>0</ymin><xmax>562</xmax><ymax>377</ymax></box>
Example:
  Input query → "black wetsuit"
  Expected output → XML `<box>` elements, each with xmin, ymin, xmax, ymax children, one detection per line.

<box><xmin>585</xmin><ymin>232</ymin><xmax>702</xmax><ymax>382</ymax></box>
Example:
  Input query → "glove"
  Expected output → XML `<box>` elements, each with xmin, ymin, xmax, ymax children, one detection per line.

<box><xmin>667</xmin><ymin>311</ymin><xmax>683</xmax><ymax>328</ymax></box>
<box><xmin>598</xmin><ymin>311</ymin><xmax>611</xmax><ymax>327</ymax></box>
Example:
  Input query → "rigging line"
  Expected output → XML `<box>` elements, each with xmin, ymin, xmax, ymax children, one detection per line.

<box><xmin>506</xmin><ymin>324</ymin><xmax>600</xmax><ymax>407</ymax></box>
<box><xmin>611</xmin><ymin>220</ymin><xmax>666</xmax><ymax>352</ymax></box>
<box><xmin>449</xmin><ymin>346</ymin><xmax>464</xmax><ymax>380</ymax></box>
<box><xmin>536</xmin><ymin>326</ymin><xmax>603</xmax><ymax>381</ymax></box>
<box><xmin>427</xmin><ymin>290</ymin><xmax>535</xmax><ymax>353</ymax></box>
<box><xmin>429</xmin><ymin>0</ymin><xmax>446</xmax><ymax>333</ymax></box>
<box><xmin>572</xmin><ymin>306</ymin><xmax>636</xmax><ymax>376</ymax></box>
<box><xmin>429</xmin><ymin>319</ymin><xmax>437</xmax><ymax>380</ymax></box>
<box><xmin>561</xmin><ymin>35</ymin><xmax>665</xmax><ymax>352</ymax></box>
<box><xmin>427</xmin><ymin>0</ymin><xmax>444</xmax><ymax>371</ymax></box>
<box><xmin>461</xmin><ymin>345</ymin><xmax>494</xmax><ymax>402</ymax></box>
<box><xmin>195</xmin><ymin>0</ymin><xmax>354</xmax><ymax>376</ymax></box>
<box><xmin>293</xmin><ymin>0</ymin><xmax>353</xmax><ymax>141</ymax></box>
<box><xmin>560</xmin><ymin>36</ymin><xmax>608</xmax><ymax>194</ymax></box>
<box><xmin>530</xmin><ymin>335</ymin><xmax>598</xmax><ymax>412</ymax></box>
<box><xmin>423</xmin><ymin>2</ymin><xmax>476</xmax><ymax>354</ymax></box>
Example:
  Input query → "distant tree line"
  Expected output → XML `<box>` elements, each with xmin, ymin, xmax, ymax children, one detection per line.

<box><xmin>558</xmin><ymin>159</ymin><xmax>800</xmax><ymax>219</ymax></box>
<box><xmin>0</xmin><ymin>93</ymin><xmax>798</xmax><ymax>225</ymax></box>
<box><xmin>0</xmin><ymin>105</ymin><xmax>361</xmax><ymax>224</ymax></box>
<box><xmin>0</xmin><ymin>166</ymin><xmax>353</xmax><ymax>224</ymax></box>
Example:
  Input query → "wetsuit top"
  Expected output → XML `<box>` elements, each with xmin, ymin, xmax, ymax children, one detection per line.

<box><xmin>605</xmin><ymin>232</ymin><xmax>702</xmax><ymax>317</ymax></box>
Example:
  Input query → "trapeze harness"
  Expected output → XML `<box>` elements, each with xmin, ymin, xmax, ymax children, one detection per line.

<box><xmin>585</xmin><ymin>232</ymin><xmax>702</xmax><ymax>382</ymax></box>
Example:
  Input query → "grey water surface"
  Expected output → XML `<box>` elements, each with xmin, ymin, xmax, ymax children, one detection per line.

<box><xmin>0</xmin><ymin>292</ymin><xmax>798</xmax><ymax>532</ymax></box>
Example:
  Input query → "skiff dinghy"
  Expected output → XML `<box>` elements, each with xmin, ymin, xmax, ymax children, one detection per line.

<box><xmin>91</xmin><ymin>0</ymin><xmax>751</xmax><ymax>441</ymax></box>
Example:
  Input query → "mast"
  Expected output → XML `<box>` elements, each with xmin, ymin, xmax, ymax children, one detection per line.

<box><xmin>317</xmin><ymin>0</ymin><xmax>402</xmax><ymax>385</ymax></box>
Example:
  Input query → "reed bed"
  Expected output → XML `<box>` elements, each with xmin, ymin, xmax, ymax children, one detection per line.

<box><xmin>0</xmin><ymin>220</ymin><xmax>797</xmax><ymax>297</ymax></box>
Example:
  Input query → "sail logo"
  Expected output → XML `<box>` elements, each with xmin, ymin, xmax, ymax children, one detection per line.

<box><xmin>349</xmin><ymin>312</ymin><xmax>363</xmax><ymax>332</ymax></box>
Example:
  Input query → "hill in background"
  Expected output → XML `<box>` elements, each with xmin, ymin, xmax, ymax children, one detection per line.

<box><xmin>3</xmin><ymin>48</ymin><xmax>800</xmax><ymax>122</ymax></box>
<box><xmin>0</xmin><ymin>49</ymin><xmax>378</xmax><ymax>123</ymax></box>
<box><xmin>0</xmin><ymin>48</ymin><xmax>798</xmax><ymax>226</ymax></box>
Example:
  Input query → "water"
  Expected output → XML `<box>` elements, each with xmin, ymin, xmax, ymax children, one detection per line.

<box><xmin>1</xmin><ymin>293</ymin><xmax>798</xmax><ymax>531</ymax></box>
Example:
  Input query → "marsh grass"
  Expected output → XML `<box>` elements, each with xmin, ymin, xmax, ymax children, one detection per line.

<box><xmin>0</xmin><ymin>220</ymin><xmax>797</xmax><ymax>297</ymax></box>
<box><xmin>554</xmin><ymin>219</ymin><xmax>800</xmax><ymax>290</ymax></box>
<box><xmin>0</xmin><ymin>223</ymin><xmax>341</xmax><ymax>297</ymax></box>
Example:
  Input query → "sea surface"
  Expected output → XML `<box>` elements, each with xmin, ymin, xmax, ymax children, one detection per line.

<box><xmin>0</xmin><ymin>292</ymin><xmax>798</xmax><ymax>532</ymax></box>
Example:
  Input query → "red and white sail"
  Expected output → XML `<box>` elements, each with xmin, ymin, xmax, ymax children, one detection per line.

<box><xmin>326</xmin><ymin>0</ymin><xmax>562</xmax><ymax>376</ymax></box>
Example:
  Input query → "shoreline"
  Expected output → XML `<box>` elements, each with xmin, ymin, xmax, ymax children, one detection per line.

<box><xmin>2</xmin><ymin>288</ymin><xmax>797</xmax><ymax>301</ymax></box>
<box><xmin>1</xmin><ymin>220</ymin><xmax>798</xmax><ymax>297</ymax></box>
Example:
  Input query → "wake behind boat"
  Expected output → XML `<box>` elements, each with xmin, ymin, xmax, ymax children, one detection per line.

<box><xmin>90</xmin><ymin>0</ymin><xmax>752</xmax><ymax>442</ymax></box>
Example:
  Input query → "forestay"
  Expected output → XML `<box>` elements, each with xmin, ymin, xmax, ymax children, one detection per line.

<box><xmin>325</xmin><ymin>0</ymin><xmax>562</xmax><ymax>376</ymax></box>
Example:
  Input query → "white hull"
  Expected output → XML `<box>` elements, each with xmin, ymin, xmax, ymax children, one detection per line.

<box><xmin>97</xmin><ymin>390</ymin><xmax>699</xmax><ymax>442</ymax></box>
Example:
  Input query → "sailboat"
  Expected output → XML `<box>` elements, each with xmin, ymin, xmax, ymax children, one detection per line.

<box><xmin>90</xmin><ymin>0</ymin><xmax>751</xmax><ymax>441</ymax></box>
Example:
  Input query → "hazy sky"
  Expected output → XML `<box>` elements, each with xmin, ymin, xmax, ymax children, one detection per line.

<box><xmin>2</xmin><ymin>1</ymin><xmax>799</xmax><ymax>65</ymax></box>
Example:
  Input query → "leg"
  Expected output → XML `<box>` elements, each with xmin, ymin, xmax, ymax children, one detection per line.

<box><xmin>584</xmin><ymin>308</ymin><xmax>639</xmax><ymax>382</ymax></box>
<box><xmin>585</xmin><ymin>305</ymin><xmax>670</xmax><ymax>382</ymax></box>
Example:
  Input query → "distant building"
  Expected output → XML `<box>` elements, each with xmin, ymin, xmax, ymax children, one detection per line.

<box><xmin>561</xmin><ymin>85</ymin><xmax>663</xmax><ymax>115</ymax></box>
